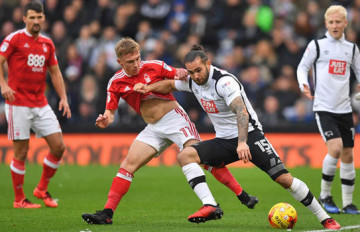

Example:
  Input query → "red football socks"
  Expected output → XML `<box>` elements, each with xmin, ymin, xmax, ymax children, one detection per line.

<box><xmin>37</xmin><ymin>153</ymin><xmax>61</xmax><ymax>191</ymax></box>
<box><xmin>10</xmin><ymin>158</ymin><xmax>25</xmax><ymax>202</ymax></box>
<box><xmin>204</xmin><ymin>165</ymin><xmax>243</xmax><ymax>196</ymax></box>
<box><xmin>104</xmin><ymin>168</ymin><xmax>134</xmax><ymax>211</ymax></box>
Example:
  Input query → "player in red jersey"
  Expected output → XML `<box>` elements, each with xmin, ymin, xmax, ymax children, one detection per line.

<box><xmin>82</xmin><ymin>37</ymin><xmax>257</xmax><ymax>225</ymax></box>
<box><xmin>0</xmin><ymin>1</ymin><xmax>71</xmax><ymax>209</ymax></box>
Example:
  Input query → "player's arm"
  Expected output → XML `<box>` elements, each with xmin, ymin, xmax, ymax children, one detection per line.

<box><xmin>48</xmin><ymin>64</ymin><xmax>71</xmax><ymax>118</ymax></box>
<box><xmin>229</xmin><ymin>96</ymin><xmax>251</xmax><ymax>164</ymax></box>
<box><xmin>134</xmin><ymin>79</ymin><xmax>177</xmax><ymax>94</ymax></box>
<box><xmin>350</xmin><ymin>45</ymin><xmax>360</xmax><ymax>100</ymax></box>
<box><xmin>95</xmin><ymin>109</ymin><xmax>116</xmax><ymax>128</ymax></box>
<box><xmin>296</xmin><ymin>40</ymin><xmax>317</xmax><ymax>100</ymax></box>
<box><xmin>0</xmin><ymin>55</ymin><xmax>16</xmax><ymax>102</ymax></box>
<box><xmin>216</xmin><ymin>76</ymin><xmax>251</xmax><ymax>163</ymax></box>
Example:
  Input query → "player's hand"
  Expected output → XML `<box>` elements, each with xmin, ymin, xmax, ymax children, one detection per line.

<box><xmin>174</xmin><ymin>68</ymin><xmax>188</xmax><ymax>80</ymax></box>
<box><xmin>302</xmin><ymin>84</ymin><xmax>314</xmax><ymax>100</ymax></box>
<box><xmin>95</xmin><ymin>114</ymin><xmax>109</xmax><ymax>128</ymax></box>
<box><xmin>134</xmin><ymin>83</ymin><xmax>148</xmax><ymax>94</ymax></box>
<box><xmin>236</xmin><ymin>142</ymin><xmax>252</xmax><ymax>164</ymax></box>
<box><xmin>59</xmin><ymin>98</ymin><xmax>71</xmax><ymax>118</ymax></box>
<box><xmin>1</xmin><ymin>84</ymin><xmax>16</xmax><ymax>102</ymax></box>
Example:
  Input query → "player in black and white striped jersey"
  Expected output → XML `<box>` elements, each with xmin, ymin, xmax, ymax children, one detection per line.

<box><xmin>297</xmin><ymin>5</ymin><xmax>360</xmax><ymax>215</ymax></box>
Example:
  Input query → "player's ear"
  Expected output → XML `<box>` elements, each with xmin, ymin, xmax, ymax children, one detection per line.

<box><xmin>206</xmin><ymin>59</ymin><xmax>211</xmax><ymax>68</ymax></box>
<box><xmin>117</xmin><ymin>58</ymin><xmax>122</xmax><ymax>65</ymax></box>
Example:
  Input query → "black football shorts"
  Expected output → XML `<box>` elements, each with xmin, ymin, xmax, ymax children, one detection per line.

<box><xmin>192</xmin><ymin>129</ymin><xmax>288</xmax><ymax>180</ymax></box>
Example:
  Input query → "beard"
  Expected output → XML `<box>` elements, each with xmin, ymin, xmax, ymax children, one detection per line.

<box><xmin>31</xmin><ymin>24</ymin><xmax>41</xmax><ymax>34</ymax></box>
<box><xmin>195</xmin><ymin>66</ymin><xmax>209</xmax><ymax>85</ymax></box>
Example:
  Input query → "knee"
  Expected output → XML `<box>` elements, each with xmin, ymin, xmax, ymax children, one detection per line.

<box><xmin>14</xmin><ymin>148</ymin><xmax>29</xmax><ymax>161</ymax></box>
<box><xmin>341</xmin><ymin>148</ymin><xmax>354</xmax><ymax>163</ymax></box>
<box><xmin>52</xmin><ymin>143</ymin><xmax>65</xmax><ymax>157</ymax></box>
<box><xmin>275</xmin><ymin>173</ymin><xmax>293</xmax><ymax>189</ymax></box>
<box><xmin>328</xmin><ymin>141</ymin><xmax>343</xmax><ymax>157</ymax></box>
<box><xmin>177</xmin><ymin>147</ymin><xmax>199</xmax><ymax>166</ymax></box>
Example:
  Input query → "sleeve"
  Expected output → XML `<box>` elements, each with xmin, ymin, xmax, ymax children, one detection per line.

<box><xmin>296</xmin><ymin>40</ymin><xmax>317</xmax><ymax>92</ymax></box>
<box><xmin>351</xmin><ymin>44</ymin><xmax>360</xmax><ymax>83</ymax></box>
<box><xmin>105</xmin><ymin>82</ymin><xmax>121</xmax><ymax>110</ymax></box>
<box><xmin>48</xmin><ymin>40</ymin><xmax>58</xmax><ymax>66</ymax></box>
<box><xmin>216</xmin><ymin>76</ymin><xmax>242</xmax><ymax>106</ymax></box>
<box><xmin>0</xmin><ymin>36</ymin><xmax>16</xmax><ymax>58</ymax></box>
<box><xmin>174</xmin><ymin>76</ymin><xmax>192</xmax><ymax>92</ymax></box>
<box><xmin>160</xmin><ymin>61</ymin><xmax>177</xmax><ymax>79</ymax></box>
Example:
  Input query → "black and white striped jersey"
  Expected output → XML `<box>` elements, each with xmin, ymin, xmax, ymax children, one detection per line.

<box><xmin>175</xmin><ymin>65</ymin><xmax>262</xmax><ymax>139</ymax></box>
<box><xmin>297</xmin><ymin>31</ymin><xmax>360</xmax><ymax>113</ymax></box>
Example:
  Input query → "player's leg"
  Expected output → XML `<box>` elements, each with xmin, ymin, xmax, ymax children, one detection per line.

<box><xmin>82</xmin><ymin>140</ymin><xmax>157</xmax><ymax>225</ymax></box>
<box><xmin>315</xmin><ymin>112</ymin><xmax>341</xmax><ymax>213</ymax></box>
<box><xmin>184</xmin><ymin>140</ymin><xmax>252</xmax><ymax>208</ymax></box>
<box><xmin>5</xmin><ymin>104</ymin><xmax>41</xmax><ymax>208</ymax></box>
<box><xmin>11</xmin><ymin>140</ymin><xmax>41</xmax><ymax>208</ymax></box>
<box><xmin>340</xmin><ymin>148</ymin><xmax>359</xmax><ymax>213</ymax></box>
<box><xmin>249</xmin><ymin>130</ymin><xmax>340</xmax><ymax>229</ymax></box>
<box><xmin>319</xmin><ymin>139</ymin><xmax>342</xmax><ymax>213</ymax></box>
<box><xmin>275</xmin><ymin>173</ymin><xmax>340</xmax><ymax>229</ymax></box>
<box><xmin>31</xmin><ymin>105</ymin><xmax>64</xmax><ymax>207</ymax></box>
<box><xmin>203</xmin><ymin>165</ymin><xmax>258</xmax><ymax>209</ymax></box>
<box><xmin>178</xmin><ymin>146</ymin><xmax>223</xmax><ymax>223</ymax></box>
<box><xmin>338</xmin><ymin>113</ymin><xmax>359</xmax><ymax>214</ymax></box>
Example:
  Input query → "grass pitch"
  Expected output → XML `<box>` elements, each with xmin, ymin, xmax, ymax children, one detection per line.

<box><xmin>0</xmin><ymin>164</ymin><xmax>359</xmax><ymax>232</ymax></box>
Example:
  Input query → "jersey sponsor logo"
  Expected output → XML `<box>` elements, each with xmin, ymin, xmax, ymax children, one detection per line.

<box><xmin>1</xmin><ymin>42</ymin><xmax>9</xmax><ymax>52</ymax></box>
<box><xmin>24</xmin><ymin>43</ymin><xmax>29</xmax><ymax>48</ymax></box>
<box><xmin>144</xmin><ymin>73</ymin><xmax>151</xmax><ymax>83</ymax></box>
<box><xmin>163</xmin><ymin>63</ymin><xmax>172</xmax><ymax>71</ymax></box>
<box><xmin>200</xmin><ymin>99</ymin><xmax>219</xmax><ymax>113</ymax></box>
<box><xmin>27</xmin><ymin>54</ymin><xmax>45</xmax><ymax>72</ymax></box>
<box><xmin>124</xmin><ymin>86</ymin><xmax>131</xmax><ymax>92</ymax></box>
<box><xmin>329</xmin><ymin>59</ymin><xmax>346</xmax><ymax>75</ymax></box>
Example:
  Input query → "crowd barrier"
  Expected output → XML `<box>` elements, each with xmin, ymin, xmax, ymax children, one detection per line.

<box><xmin>0</xmin><ymin>133</ymin><xmax>359</xmax><ymax>168</ymax></box>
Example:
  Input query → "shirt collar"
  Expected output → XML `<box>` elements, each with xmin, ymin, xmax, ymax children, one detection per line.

<box><xmin>23</xmin><ymin>28</ymin><xmax>33</xmax><ymax>37</ymax></box>
<box><xmin>123</xmin><ymin>69</ymin><xmax>132</xmax><ymax>77</ymax></box>
<box><xmin>326</xmin><ymin>31</ymin><xmax>345</xmax><ymax>42</ymax></box>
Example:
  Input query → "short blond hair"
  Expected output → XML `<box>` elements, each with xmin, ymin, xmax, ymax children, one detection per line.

<box><xmin>115</xmin><ymin>37</ymin><xmax>140</xmax><ymax>59</ymax></box>
<box><xmin>324</xmin><ymin>5</ymin><xmax>347</xmax><ymax>20</ymax></box>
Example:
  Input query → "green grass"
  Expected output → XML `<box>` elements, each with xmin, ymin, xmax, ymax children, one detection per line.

<box><xmin>0</xmin><ymin>164</ymin><xmax>359</xmax><ymax>232</ymax></box>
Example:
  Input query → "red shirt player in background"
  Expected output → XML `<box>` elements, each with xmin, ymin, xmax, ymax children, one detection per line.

<box><xmin>0</xmin><ymin>2</ymin><xmax>71</xmax><ymax>209</ymax></box>
<box><xmin>82</xmin><ymin>38</ymin><xmax>258</xmax><ymax>225</ymax></box>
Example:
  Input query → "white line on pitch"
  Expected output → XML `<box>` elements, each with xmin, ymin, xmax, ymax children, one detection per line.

<box><xmin>303</xmin><ymin>224</ymin><xmax>360</xmax><ymax>232</ymax></box>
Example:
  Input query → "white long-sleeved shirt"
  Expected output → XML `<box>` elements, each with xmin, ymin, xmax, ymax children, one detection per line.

<box><xmin>297</xmin><ymin>31</ymin><xmax>360</xmax><ymax>113</ymax></box>
<box><xmin>175</xmin><ymin>65</ymin><xmax>262</xmax><ymax>139</ymax></box>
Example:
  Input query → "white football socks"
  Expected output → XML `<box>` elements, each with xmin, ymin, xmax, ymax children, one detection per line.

<box><xmin>288</xmin><ymin>177</ymin><xmax>329</xmax><ymax>222</ymax></box>
<box><xmin>182</xmin><ymin>163</ymin><xmax>217</xmax><ymax>206</ymax></box>
<box><xmin>320</xmin><ymin>154</ymin><xmax>338</xmax><ymax>199</ymax></box>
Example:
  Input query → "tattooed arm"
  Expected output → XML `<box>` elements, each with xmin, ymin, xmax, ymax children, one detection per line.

<box><xmin>229</xmin><ymin>96</ymin><xmax>252</xmax><ymax>163</ymax></box>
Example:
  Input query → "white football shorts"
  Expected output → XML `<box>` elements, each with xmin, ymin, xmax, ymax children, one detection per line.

<box><xmin>5</xmin><ymin>104</ymin><xmax>62</xmax><ymax>140</ymax></box>
<box><xmin>135</xmin><ymin>105</ymin><xmax>201</xmax><ymax>157</ymax></box>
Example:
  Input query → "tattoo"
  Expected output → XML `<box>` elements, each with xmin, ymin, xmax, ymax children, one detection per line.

<box><xmin>229</xmin><ymin>96</ymin><xmax>249</xmax><ymax>143</ymax></box>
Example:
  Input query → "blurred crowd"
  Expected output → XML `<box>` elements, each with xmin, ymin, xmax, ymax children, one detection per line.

<box><xmin>1</xmin><ymin>0</ymin><xmax>360</xmax><ymax>132</ymax></box>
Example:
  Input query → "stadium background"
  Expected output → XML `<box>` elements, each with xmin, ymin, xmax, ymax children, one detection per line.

<box><xmin>0</xmin><ymin>0</ymin><xmax>360</xmax><ymax>167</ymax></box>
<box><xmin>1</xmin><ymin>1</ymin><xmax>360</xmax><ymax>231</ymax></box>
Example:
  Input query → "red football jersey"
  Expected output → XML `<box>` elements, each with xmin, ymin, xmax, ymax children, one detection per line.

<box><xmin>0</xmin><ymin>29</ymin><xmax>58</xmax><ymax>107</ymax></box>
<box><xmin>106</xmin><ymin>60</ymin><xmax>177</xmax><ymax>115</ymax></box>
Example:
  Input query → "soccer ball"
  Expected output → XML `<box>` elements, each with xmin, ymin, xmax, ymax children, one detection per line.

<box><xmin>268</xmin><ymin>202</ymin><xmax>297</xmax><ymax>229</ymax></box>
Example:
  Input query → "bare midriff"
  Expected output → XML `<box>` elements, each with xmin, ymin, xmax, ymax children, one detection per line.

<box><xmin>140</xmin><ymin>98</ymin><xmax>178</xmax><ymax>124</ymax></box>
